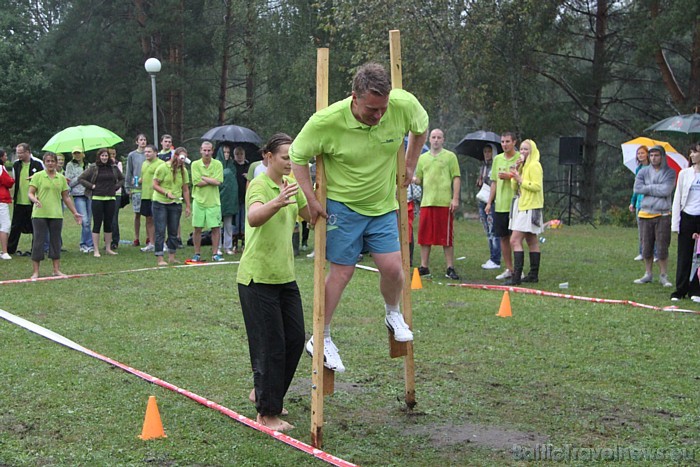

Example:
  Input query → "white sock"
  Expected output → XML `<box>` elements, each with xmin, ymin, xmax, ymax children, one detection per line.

<box><xmin>385</xmin><ymin>303</ymin><xmax>400</xmax><ymax>315</ymax></box>
<box><xmin>323</xmin><ymin>325</ymin><xmax>331</xmax><ymax>339</ymax></box>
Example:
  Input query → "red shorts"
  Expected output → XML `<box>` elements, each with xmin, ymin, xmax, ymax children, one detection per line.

<box><xmin>418</xmin><ymin>206</ymin><xmax>454</xmax><ymax>246</ymax></box>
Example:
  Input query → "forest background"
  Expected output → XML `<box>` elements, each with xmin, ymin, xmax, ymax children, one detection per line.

<box><xmin>0</xmin><ymin>0</ymin><xmax>698</xmax><ymax>222</ymax></box>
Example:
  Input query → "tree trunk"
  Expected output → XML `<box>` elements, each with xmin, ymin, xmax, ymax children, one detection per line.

<box><xmin>242</xmin><ymin>1</ymin><xmax>256</xmax><ymax>112</ymax></box>
<box><xmin>580</xmin><ymin>0</ymin><xmax>608</xmax><ymax>218</ymax></box>
<box><xmin>218</xmin><ymin>0</ymin><xmax>233</xmax><ymax>125</ymax></box>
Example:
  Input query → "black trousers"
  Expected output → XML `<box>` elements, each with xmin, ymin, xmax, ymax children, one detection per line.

<box><xmin>92</xmin><ymin>199</ymin><xmax>115</xmax><ymax>234</ymax></box>
<box><xmin>7</xmin><ymin>204</ymin><xmax>33</xmax><ymax>254</ymax></box>
<box><xmin>674</xmin><ymin>211</ymin><xmax>700</xmax><ymax>298</ymax></box>
<box><xmin>238</xmin><ymin>280</ymin><xmax>305</xmax><ymax>416</ymax></box>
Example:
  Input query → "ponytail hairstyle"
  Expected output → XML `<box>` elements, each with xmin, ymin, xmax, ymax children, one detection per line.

<box><xmin>261</xmin><ymin>133</ymin><xmax>293</xmax><ymax>159</ymax></box>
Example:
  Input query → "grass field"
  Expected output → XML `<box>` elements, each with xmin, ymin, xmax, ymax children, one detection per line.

<box><xmin>0</xmin><ymin>211</ymin><xmax>698</xmax><ymax>466</ymax></box>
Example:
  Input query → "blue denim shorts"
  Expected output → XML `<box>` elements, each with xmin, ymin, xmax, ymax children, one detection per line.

<box><xmin>326</xmin><ymin>199</ymin><xmax>400</xmax><ymax>265</ymax></box>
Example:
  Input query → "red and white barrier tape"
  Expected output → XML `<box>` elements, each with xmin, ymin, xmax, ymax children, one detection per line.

<box><xmin>0</xmin><ymin>308</ymin><xmax>356</xmax><ymax>467</ymax></box>
<box><xmin>0</xmin><ymin>261</ymin><xmax>239</xmax><ymax>286</ymax></box>
<box><xmin>449</xmin><ymin>283</ymin><xmax>700</xmax><ymax>315</ymax></box>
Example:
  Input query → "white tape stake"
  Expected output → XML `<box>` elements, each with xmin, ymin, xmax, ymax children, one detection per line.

<box><xmin>0</xmin><ymin>307</ymin><xmax>356</xmax><ymax>467</ymax></box>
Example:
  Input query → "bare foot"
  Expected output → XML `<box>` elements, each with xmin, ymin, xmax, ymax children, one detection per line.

<box><xmin>249</xmin><ymin>389</ymin><xmax>288</xmax><ymax>415</ymax></box>
<box><xmin>106</xmin><ymin>249</ymin><xmax>118</xmax><ymax>255</ymax></box>
<box><xmin>157</xmin><ymin>260</ymin><xmax>168</xmax><ymax>266</ymax></box>
<box><xmin>52</xmin><ymin>271</ymin><xmax>67</xmax><ymax>277</ymax></box>
<box><xmin>170</xmin><ymin>259</ymin><xmax>181</xmax><ymax>264</ymax></box>
<box><xmin>257</xmin><ymin>414</ymin><xmax>294</xmax><ymax>432</ymax></box>
<box><xmin>93</xmin><ymin>252</ymin><xmax>101</xmax><ymax>257</ymax></box>
<box><xmin>30</xmin><ymin>274</ymin><xmax>39</xmax><ymax>280</ymax></box>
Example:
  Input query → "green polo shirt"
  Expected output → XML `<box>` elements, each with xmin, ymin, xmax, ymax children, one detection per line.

<box><xmin>415</xmin><ymin>149</ymin><xmax>461</xmax><ymax>207</ymax></box>
<box><xmin>237</xmin><ymin>174</ymin><xmax>308</xmax><ymax>285</ymax></box>
<box><xmin>140</xmin><ymin>158</ymin><xmax>165</xmax><ymax>200</ymax></box>
<box><xmin>289</xmin><ymin>88</ymin><xmax>429</xmax><ymax>216</ymax></box>
<box><xmin>29</xmin><ymin>171</ymin><xmax>68</xmax><ymax>219</ymax></box>
<box><xmin>18</xmin><ymin>163</ymin><xmax>32</xmax><ymax>205</ymax></box>
<box><xmin>152</xmin><ymin>163</ymin><xmax>190</xmax><ymax>204</ymax></box>
<box><xmin>191</xmin><ymin>158</ymin><xmax>224</xmax><ymax>207</ymax></box>
<box><xmin>490</xmin><ymin>152</ymin><xmax>520</xmax><ymax>213</ymax></box>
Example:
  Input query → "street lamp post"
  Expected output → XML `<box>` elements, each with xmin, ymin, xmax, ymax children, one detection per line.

<box><xmin>144</xmin><ymin>58</ymin><xmax>161</xmax><ymax>146</ymax></box>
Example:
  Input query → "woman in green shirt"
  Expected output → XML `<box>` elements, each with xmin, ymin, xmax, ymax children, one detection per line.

<box><xmin>237</xmin><ymin>133</ymin><xmax>310</xmax><ymax>432</ymax></box>
<box><xmin>152</xmin><ymin>147</ymin><xmax>191</xmax><ymax>266</ymax></box>
<box><xmin>28</xmin><ymin>152</ymin><xmax>82</xmax><ymax>279</ymax></box>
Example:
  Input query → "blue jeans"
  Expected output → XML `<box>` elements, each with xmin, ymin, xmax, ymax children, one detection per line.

<box><xmin>153</xmin><ymin>201</ymin><xmax>182</xmax><ymax>256</ymax></box>
<box><xmin>73</xmin><ymin>195</ymin><xmax>93</xmax><ymax>248</ymax></box>
<box><xmin>478</xmin><ymin>201</ymin><xmax>501</xmax><ymax>264</ymax></box>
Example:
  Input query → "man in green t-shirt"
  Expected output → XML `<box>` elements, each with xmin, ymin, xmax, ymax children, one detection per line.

<box><xmin>414</xmin><ymin>129</ymin><xmax>461</xmax><ymax>280</ymax></box>
<box><xmin>290</xmin><ymin>62</ymin><xmax>429</xmax><ymax>373</ymax></box>
<box><xmin>139</xmin><ymin>145</ymin><xmax>165</xmax><ymax>252</ymax></box>
<box><xmin>190</xmin><ymin>141</ymin><xmax>224</xmax><ymax>262</ymax></box>
<box><xmin>485</xmin><ymin>132</ymin><xmax>520</xmax><ymax>280</ymax></box>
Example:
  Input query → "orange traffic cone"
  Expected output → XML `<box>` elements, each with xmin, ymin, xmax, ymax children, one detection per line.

<box><xmin>496</xmin><ymin>291</ymin><xmax>512</xmax><ymax>317</ymax></box>
<box><xmin>139</xmin><ymin>396</ymin><xmax>167</xmax><ymax>440</ymax></box>
<box><xmin>411</xmin><ymin>267</ymin><xmax>423</xmax><ymax>290</ymax></box>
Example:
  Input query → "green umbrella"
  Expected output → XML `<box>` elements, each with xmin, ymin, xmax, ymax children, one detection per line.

<box><xmin>42</xmin><ymin>125</ymin><xmax>124</xmax><ymax>153</ymax></box>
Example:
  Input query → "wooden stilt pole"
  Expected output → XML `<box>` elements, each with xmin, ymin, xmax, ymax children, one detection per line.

<box><xmin>389</xmin><ymin>29</ymin><xmax>417</xmax><ymax>409</ymax></box>
<box><xmin>310</xmin><ymin>47</ymin><xmax>331</xmax><ymax>449</ymax></box>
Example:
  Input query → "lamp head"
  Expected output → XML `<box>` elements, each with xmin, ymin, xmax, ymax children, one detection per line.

<box><xmin>144</xmin><ymin>58</ymin><xmax>161</xmax><ymax>74</ymax></box>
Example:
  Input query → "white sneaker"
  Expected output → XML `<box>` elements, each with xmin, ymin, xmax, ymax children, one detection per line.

<box><xmin>481</xmin><ymin>259</ymin><xmax>501</xmax><ymax>270</ymax></box>
<box><xmin>0</xmin><ymin>252</ymin><xmax>12</xmax><ymax>260</ymax></box>
<box><xmin>659</xmin><ymin>274</ymin><xmax>672</xmax><ymax>287</ymax></box>
<box><xmin>496</xmin><ymin>269</ymin><xmax>513</xmax><ymax>280</ymax></box>
<box><xmin>692</xmin><ymin>296</ymin><xmax>700</xmax><ymax>303</ymax></box>
<box><xmin>385</xmin><ymin>312</ymin><xmax>414</xmax><ymax>342</ymax></box>
<box><xmin>633</xmin><ymin>273</ymin><xmax>653</xmax><ymax>284</ymax></box>
<box><xmin>140</xmin><ymin>244</ymin><xmax>155</xmax><ymax>252</ymax></box>
<box><xmin>633</xmin><ymin>254</ymin><xmax>643</xmax><ymax>261</ymax></box>
<box><xmin>306</xmin><ymin>251</ymin><xmax>315</xmax><ymax>258</ymax></box>
<box><xmin>79</xmin><ymin>245</ymin><xmax>89</xmax><ymax>253</ymax></box>
<box><xmin>305</xmin><ymin>336</ymin><xmax>345</xmax><ymax>373</ymax></box>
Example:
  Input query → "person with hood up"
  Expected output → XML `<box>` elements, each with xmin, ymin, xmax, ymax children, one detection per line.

<box><xmin>504</xmin><ymin>139</ymin><xmax>544</xmax><ymax>286</ymax></box>
<box><xmin>216</xmin><ymin>145</ymin><xmax>239</xmax><ymax>255</ymax></box>
<box><xmin>633</xmin><ymin>145</ymin><xmax>676</xmax><ymax>287</ymax></box>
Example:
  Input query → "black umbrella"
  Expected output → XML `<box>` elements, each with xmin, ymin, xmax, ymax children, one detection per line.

<box><xmin>453</xmin><ymin>130</ymin><xmax>502</xmax><ymax>161</ymax></box>
<box><xmin>645</xmin><ymin>113</ymin><xmax>700</xmax><ymax>134</ymax></box>
<box><xmin>201</xmin><ymin>125</ymin><xmax>263</xmax><ymax>144</ymax></box>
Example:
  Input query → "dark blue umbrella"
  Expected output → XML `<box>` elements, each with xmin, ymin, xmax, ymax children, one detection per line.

<box><xmin>454</xmin><ymin>130</ymin><xmax>502</xmax><ymax>161</ymax></box>
<box><xmin>201</xmin><ymin>125</ymin><xmax>263</xmax><ymax>145</ymax></box>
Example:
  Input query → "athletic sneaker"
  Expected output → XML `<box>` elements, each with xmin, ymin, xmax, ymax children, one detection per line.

<box><xmin>87</xmin><ymin>246</ymin><xmax>94</xmax><ymax>253</ymax></box>
<box><xmin>634</xmin><ymin>254</ymin><xmax>643</xmax><ymax>261</ymax></box>
<box><xmin>79</xmin><ymin>245</ymin><xmax>89</xmax><ymax>253</ymax></box>
<box><xmin>225</xmin><ymin>249</ymin><xmax>235</xmax><ymax>255</ymax></box>
<box><xmin>0</xmin><ymin>252</ymin><xmax>12</xmax><ymax>260</ymax></box>
<box><xmin>212</xmin><ymin>254</ymin><xmax>225</xmax><ymax>262</ymax></box>
<box><xmin>445</xmin><ymin>267</ymin><xmax>460</xmax><ymax>280</ymax></box>
<box><xmin>306</xmin><ymin>251</ymin><xmax>315</xmax><ymax>258</ymax></box>
<box><xmin>191</xmin><ymin>253</ymin><xmax>201</xmax><ymax>262</ymax></box>
<box><xmin>481</xmin><ymin>259</ymin><xmax>501</xmax><ymax>270</ymax></box>
<box><xmin>216</xmin><ymin>249</ymin><xmax>223</xmax><ymax>256</ymax></box>
<box><xmin>385</xmin><ymin>311</ymin><xmax>414</xmax><ymax>342</ymax></box>
<box><xmin>418</xmin><ymin>266</ymin><xmax>431</xmax><ymax>277</ymax></box>
<box><xmin>305</xmin><ymin>336</ymin><xmax>345</xmax><ymax>373</ymax></box>
<box><xmin>659</xmin><ymin>274</ymin><xmax>672</xmax><ymax>287</ymax></box>
<box><xmin>633</xmin><ymin>273</ymin><xmax>653</xmax><ymax>284</ymax></box>
<box><xmin>496</xmin><ymin>269</ymin><xmax>513</xmax><ymax>280</ymax></box>
<box><xmin>140</xmin><ymin>244</ymin><xmax>155</xmax><ymax>252</ymax></box>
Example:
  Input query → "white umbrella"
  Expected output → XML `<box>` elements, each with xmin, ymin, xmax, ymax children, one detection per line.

<box><xmin>621</xmin><ymin>136</ymin><xmax>686</xmax><ymax>175</ymax></box>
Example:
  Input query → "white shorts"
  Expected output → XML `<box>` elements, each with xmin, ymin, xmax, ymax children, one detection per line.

<box><xmin>0</xmin><ymin>203</ymin><xmax>10</xmax><ymax>233</ymax></box>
